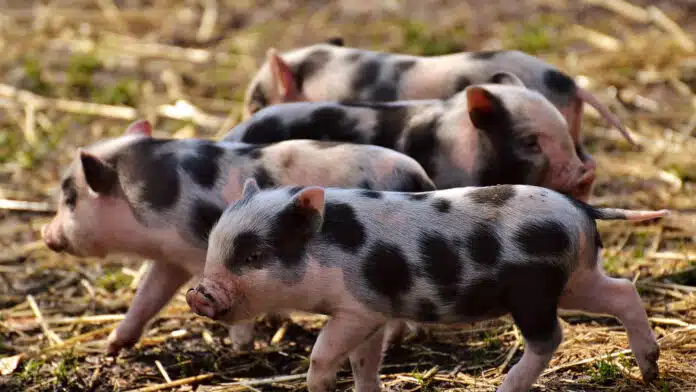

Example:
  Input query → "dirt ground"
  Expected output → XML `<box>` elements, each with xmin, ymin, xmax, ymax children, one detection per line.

<box><xmin>1</xmin><ymin>0</ymin><xmax>696</xmax><ymax>391</ymax></box>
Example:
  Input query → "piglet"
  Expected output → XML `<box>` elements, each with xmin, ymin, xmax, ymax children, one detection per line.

<box><xmin>188</xmin><ymin>178</ymin><xmax>667</xmax><ymax>392</ymax></box>
<box><xmin>228</xmin><ymin>82</ymin><xmax>597</xmax><ymax>201</ymax></box>
<box><xmin>243</xmin><ymin>43</ymin><xmax>637</xmax><ymax>165</ymax></box>
<box><xmin>41</xmin><ymin>120</ymin><xmax>435</xmax><ymax>354</ymax></box>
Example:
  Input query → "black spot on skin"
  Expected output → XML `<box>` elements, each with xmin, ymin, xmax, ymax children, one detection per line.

<box><xmin>359</xmin><ymin>189</ymin><xmax>382</xmax><ymax>199</ymax></box>
<box><xmin>453</xmin><ymin>75</ymin><xmax>472</xmax><ymax>94</ymax></box>
<box><xmin>432</xmin><ymin>198</ymin><xmax>451</xmax><ymax>213</ymax></box>
<box><xmin>463</xmin><ymin>223</ymin><xmax>501</xmax><ymax>265</ymax></box>
<box><xmin>180</xmin><ymin>142</ymin><xmax>224</xmax><ymax>188</ymax></box>
<box><xmin>121</xmin><ymin>139</ymin><xmax>180</xmax><ymax>211</ymax></box>
<box><xmin>235</xmin><ymin>145</ymin><xmax>264</xmax><ymax>159</ymax></box>
<box><xmin>514</xmin><ymin>220</ymin><xmax>571</xmax><ymax>257</ymax></box>
<box><xmin>394</xmin><ymin>59</ymin><xmax>417</xmax><ymax>74</ymax></box>
<box><xmin>455</xmin><ymin>277</ymin><xmax>505</xmax><ymax>319</ymax></box>
<box><xmin>543</xmin><ymin>69</ymin><xmax>576</xmax><ymax>96</ymax></box>
<box><xmin>325</xmin><ymin>36</ymin><xmax>344</xmax><ymax>46</ymax></box>
<box><xmin>469</xmin><ymin>50</ymin><xmax>502</xmax><ymax>60</ymax></box>
<box><xmin>408</xmin><ymin>192</ymin><xmax>430</xmax><ymax>201</ymax></box>
<box><xmin>373</xmin><ymin>84</ymin><xmax>398</xmax><ymax>101</ymax></box>
<box><xmin>363</xmin><ymin>241</ymin><xmax>412</xmax><ymax>312</ymax></box>
<box><xmin>253</xmin><ymin>166</ymin><xmax>276</xmax><ymax>189</ymax></box>
<box><xmin>228</xmin><ymin>231</ymin><xmax>267</xmax><ymax>271</ymax></box>
<box><xmin>61</xmin><ymin>176</ymin><xmax>78</xmax><ymax>210</ymax></box>
<box><xmin>268</xmin><ymin>200</ymin><xmax>321</xmax><ymax>267</ymax></box>
<box><xmin>294</xmin><ymin>49</ymin><xmax>331</xmax><ymax>91</ymax></box>
<box><xmin>352</xmin><ymin>58</ymin><xmax>382</xmax><ymax>95</ymax></box>
<box><xmin>280</xmin><ymin>106</ymin><xmax>363</xmax><ymax>143</ymax></box>
<box><xmin>358</xmin><ymin>357</ymin><xmax>366</xmax><ymax>368</ymax></box>
<box><xmin>372</xmin><ymin>106</ymin><xmax>409</xmax><ymax>148</ymax></box>
<box><xmin>416</xmin><ymin>299</ymin><xmax>440</xmax><ymax>322</ymax></box>
<box><xmin>358</xmin><ymin>180</ymin><xmax>372</xmax><ymax>190</ymax></box>
<box><xmin>320</xmin><ymin>202</ymin><xmax>366</xmax><ymax>253</ymax></box>
<box><xmin>190</xmin><ymin>200</ymin><xmax>224</xmax><ymax>242</ymax></box>
<box><xmin>501</xmin><ymin>263</ymin><xmax>566</xmax><ymax>345</ymax></box>
<box><xmin>235</xmin><ymin>116</ymin><xmax>287</xmax><ymax>144</ymax></box>
<box><xmin>402</xmin><ymin>117</ymin><xmax>440</xmax><ymax>177</ymax></box>
<box><xmin>468</xmin><ymin>185</ymin><xmax>516</xmax><ymax>207</ymax></box>
<box><xmin>420</xmin><ymin>232</ymin><xmax>461</xmax><ymax>301</ymax></box>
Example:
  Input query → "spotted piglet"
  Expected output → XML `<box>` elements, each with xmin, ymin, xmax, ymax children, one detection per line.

<box><xmin>188</xmin><ymin>178</ymin><xmax>666</xmax><ymax>392</ymax></box>
<box><xmin>227</xmin><ymin>81</ymin><xmax>597</xmax><ymax>201</ymax></box>
<box><xmin>243</xmin><ymin>43</ymin><xmax>636</xmax><ymax>167</ymax></box>
<box><xmin>41</xmin><ymin>120</ymin><xmax>435</xmax><ymax>354</ymax></box>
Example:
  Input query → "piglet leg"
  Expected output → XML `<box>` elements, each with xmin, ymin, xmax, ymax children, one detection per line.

<box><xmin>349</xmin><ymin>324</ymin><xmax>386</xmax><ymax>392</ymax></box>
<box><xmin>307</xmin><ymin>314</ymin><xmax>384</xmax><ymax>392</ymax></box>
<box><xmin>226</xmin><ymin>320</ymin><xmax>256</xmax><ymax>351</ymax></box>
<box><xmin>559</xmin><ymin>266</ymin><xmax>660</xmax><ymax>383</ymax></box>
<box><xmin>106</xmin><ymin>260</ymin><xmax>191</xmax><ymax>355</ymax></box>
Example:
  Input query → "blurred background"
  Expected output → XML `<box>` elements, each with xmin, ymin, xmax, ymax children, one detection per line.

<box><xmin>1</xmin><ymin>1</ymin><xmax>696</xmax><ymax>391</ymax></box>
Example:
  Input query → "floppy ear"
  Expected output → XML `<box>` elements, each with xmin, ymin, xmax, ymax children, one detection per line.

<box><xmin>466</xmin><ymin>86</ymin><xmax>508</xmax><ymax>133</ymax></box>
<box><xmin>288</xmin><ymin>186</ymin><xmax>325</xmax><ymax>233</ymax></box>
<box><xmin>266</xmin><ymin>48</ymin><xmax>301</xmax><ymax>102</ymax></box>
<box><xmin>80</xmin><ymin>150</ymin><xmax>118</xmax><ymax>194</ymax></box>
<box><xmin>124</xmin><ymin>120</ymin><xmax>153</xmax><ymax>137</ymax></box>
<box><xmin>489</xmin><ymin>72</ymin><xmax>525</xmax><ymax>87</ymax></box>
<box><xmin>241</xmin><ymin>177</ymin><xmax>261</xmax><ymax>199</ymax></box>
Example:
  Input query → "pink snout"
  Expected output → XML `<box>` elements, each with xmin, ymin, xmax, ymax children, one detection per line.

<box><xmin>41</xmin><ymin>223</ymin><xmax>67</xmax><ymax>253</ymax></box>
<box><xmin>186</xmin><ymin>285</ymin><xmax>223</xmax><ymax>320</ymax></box>
<box><xmin>569</xmin><ymin>166</ymin><xmax>597</xmax><ymax>202</ymax></box>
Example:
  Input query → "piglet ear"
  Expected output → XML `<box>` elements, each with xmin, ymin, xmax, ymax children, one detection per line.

<box><xmin>490</xmin><ymin>72</ymin><xmax>525</xmax><ymax>87</ymax></box>
<box><xmin>124</xmin><ymin>120</ymin><xmax>152</xmax><ymax>137</ymax></box>
<box><xmin>466</xmin><ymin>86</ymin><xmax>507</xmax><ymax>133</ymax></box>
<box><xmin>79</xmin><ymin>150</ymin><xmax>118</xmax><ymax>195</ymax></box>
<box><xmin>290</xmin><ymin>186</ymin><xmax>326</xmax><ymax>232</ymax></box>
<box><xmin>266</xmin><ymin>48</ymin><xmax>300</xmax><ymax>103</ymax></box>
<box><xmin>241</xmin><ymin>177</ymin><xmax>261</xmax><ymax>199</ymax></box>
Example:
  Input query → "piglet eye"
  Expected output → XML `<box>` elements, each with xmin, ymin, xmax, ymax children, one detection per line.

<box><xmin>245</xmin><ymin>250</ymin><xmax>263</xmax><ymax>263</ymax></box>
<box><xmin>521</xmin><ymin>135</ymin><xmax>541</xmax><ymax>153</ymax></box>
<box><xmin>64</xmin><ymin>189</ymin><xmax>77</xmax><ymax>209</ymax></box>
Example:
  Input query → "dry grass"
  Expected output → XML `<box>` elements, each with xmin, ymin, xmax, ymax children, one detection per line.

<box><xmin>1</xmin><ymin>0</ymin><xmax>696</xmax><ymax>391</ymax></box>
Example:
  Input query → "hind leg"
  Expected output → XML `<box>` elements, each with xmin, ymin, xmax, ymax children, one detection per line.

<box><xmin>498</xmin><ymin>265</ymin><xmax>565</xmax><ymax>392</ymax></box>
<box><xmin>559</xmin><ymin>266</ymin><xmax>659</xmax><ymax>382</ymax></box>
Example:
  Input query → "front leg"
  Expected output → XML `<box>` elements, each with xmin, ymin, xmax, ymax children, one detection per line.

<box><xmin>307</xmin><ymin>314</ymin><xmax>384</xmax><ymax>392</ymax></box>
<box><xmin>106</xmin><ymin>260</ymin><xmax>191</xmax><ymax>355</ymax></box>
<box><xmin>350</xmin><ymin>324</ymin><xmax>386</xmax><ymax>392</ymax></box>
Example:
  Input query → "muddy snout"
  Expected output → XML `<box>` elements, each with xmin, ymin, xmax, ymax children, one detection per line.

<box><xmin>41</xmin><ymin>223</ymin><xmax>67</xmax><ymax>252</ymax></box>
<box><xmin>186</xmin><ymin>285</ymin><xmax>223</xmax><ymax>320</ymax></box>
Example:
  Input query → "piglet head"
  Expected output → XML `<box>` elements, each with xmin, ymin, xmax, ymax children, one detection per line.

<box><xmin>242</xmin><ymin>48</ymin><xmax>310</xmax><ymax>120</ymax></box>
<box><xmin>41</xmin><ymin>121</ymin><xmax>152</xmax><ymax>257</ymax></box>
<box><xmin>466</xmin><ymin>84</ymin><xmax>593</xmax><ymax>201</ymax></box>
<box><xmin>191</xmin><ymin>178</ymin><xmax>326</xmax><ymax>321</ymax></box>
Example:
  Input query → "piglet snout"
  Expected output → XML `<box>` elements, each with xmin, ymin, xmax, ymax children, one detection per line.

<box><xmin>41</xmin><ymin>223</ymin><xmax>66</xmax><ymax>252</ymax></box>
<box><xmin>186</xmin><ymin>286</ymin><xmax>220</xmax><ymax>320</ymax></box>
<box><xmin>570</xmin><ymin>166</ymin><xmax>597</xmax><ymax>202</ymax></box>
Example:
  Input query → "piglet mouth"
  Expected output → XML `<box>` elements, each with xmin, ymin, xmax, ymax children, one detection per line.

<box><xmin>186</xmin><ymin>285</ymin><xmax>230</xmax><ymax>320</ymax></box>
<box><xmin>41</xmin><ymin>224</ymin><xmax>69</xmax><ymax>253</ymax></box>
